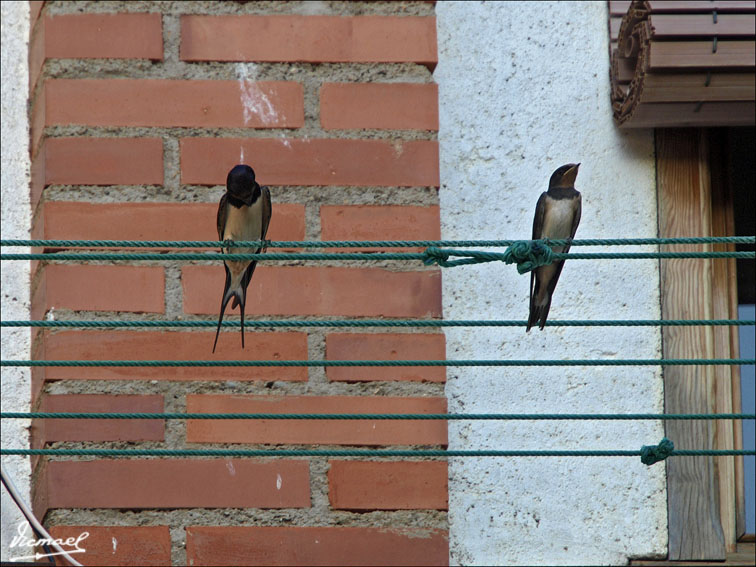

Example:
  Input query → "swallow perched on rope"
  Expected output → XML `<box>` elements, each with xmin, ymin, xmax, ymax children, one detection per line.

<box><xmin>527</xmin><ymin>163</ymin><xmax>582</xmax><ymax>332</ymax></box>
<box><xmin>213</xmin><ymin>164</ymin><xmax>271</xmax><ymax>352</ymax></box>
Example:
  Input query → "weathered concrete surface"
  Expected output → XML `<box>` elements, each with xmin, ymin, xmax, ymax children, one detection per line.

<box><xmin>1</xmin><ymin>1</ymin><xmax>32</xmax><ymax>562</ymax></box>
<box><xmin>435</xmin><ymin>2</ymin><xmax>666</xmax><ymax>564</ymax></box>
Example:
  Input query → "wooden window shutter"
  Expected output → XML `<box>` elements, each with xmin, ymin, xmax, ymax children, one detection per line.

<box><xmin>609</xmin><ymin>1</ymin><xmax>755</xmax><ymax>127</ymax></box>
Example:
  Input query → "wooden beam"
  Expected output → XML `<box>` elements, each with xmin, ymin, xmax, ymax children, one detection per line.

<box><xmin>621</xmin><ymin>102</ymin><xmax>756</xmax><ymax>128</ymax></box>
<box><xmin>611</xmin><ymin>1</ymin><xmax>756</xmax><ymax>16</ymax></box>
<box><xmin>641</xmin><ymin>73</ymin><xmax>756</xmax><ymax>103</ymax></box>
<box><xmin>647</xmin><ymin>1</ymin><xmax>756</xmax><ymax>13</ymax></box>
<box><xmin>656</xmin><ymin>128</ymin><xmax>726</xmax><ymax>560</ymax></box>
<box><xmin>649</xmin><ymin>41</ymin><xmax>756</xmax><ymax>71</ymax></box>
<box><xmin>651</xmin><ymin>14</ymin><xmax>756</xmax><ymax>37</ymax></box>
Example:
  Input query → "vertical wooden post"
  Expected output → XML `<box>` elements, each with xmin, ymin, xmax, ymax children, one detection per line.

<box><xmin>656</xmin><ymin>128</ymin><xmax>726</xmax><ymax>560</ymax></box>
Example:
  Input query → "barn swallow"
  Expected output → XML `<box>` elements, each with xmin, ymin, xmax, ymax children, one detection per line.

<box><xmin>527</xmin><ymin>163</ymin><xmax>582</xmax><ymax>331</ymax></box>
<box><xmin>213</xmin><ymin>164</ymin><xmax>272</xmax><ymax>352</ymax></box>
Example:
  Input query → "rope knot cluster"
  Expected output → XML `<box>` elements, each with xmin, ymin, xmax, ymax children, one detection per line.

<box><xmin>640</xmin><ymin>437</ymin><xmax>675</xmax><ymax>465</ymax></box>
<box><xmin>502</xmin><ymin>240</ymin><xmax>556</xmax><ymax>274</ymax></box>
<box><xmin>421</xmin><ymin>247</ymin><xmax>495</xmax><ymax>267</ymax></box>
<box><xmin>422</xmin><ymin>244</ymin><xmax>557</xmax><ymax>271</ymax></box>
<box><xmin>422</xmin><ymin>246</ymin><xmax>453</xmax><ymax>266</ymax></box>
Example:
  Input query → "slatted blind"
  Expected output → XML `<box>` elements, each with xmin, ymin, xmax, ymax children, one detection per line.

<box><xmin>609</xmin><ymin>0</ymin><xmax>755</xmax><ymax>127</ymax></box>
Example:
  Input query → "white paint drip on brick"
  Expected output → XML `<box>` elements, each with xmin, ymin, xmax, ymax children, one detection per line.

<box><xmin>276</xmin><ymin>473</ymin><xmax>282</xmax><ymax>490</ymax></box>
<box><xmin>226</xmin><ymin>461</ymin><xmax>236</xmax><ymax>476</ymax></box>
<box><xmin>112</xmin><ymin>537</ymin><xmax>117</xmax><ymax>554</ymax></box>
<box><xmin>235</xmin><ymin>62</ymin><xmax>280</xmax><ymax>127</ymax></box>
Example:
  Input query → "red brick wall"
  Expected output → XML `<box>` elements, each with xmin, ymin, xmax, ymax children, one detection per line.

<box><xmin>28</xmin><ymin>2</ymin><xmax>445</xmax><ymax>565</ymax></box>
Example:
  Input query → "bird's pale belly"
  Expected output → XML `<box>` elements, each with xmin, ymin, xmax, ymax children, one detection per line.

<box><xmin>541</xmin><ymin>198</ymin><xmax>577</xmax><ymax>253</ymax></box>
<box><xmin>222</xmin><ymin>201</ymin><xmax>263</xmax><ymax>252</ymax></box>
<box><xmin>222</xmin><ymin>200</ymin><xmax>264</xmax><ymax>279</ymax></box>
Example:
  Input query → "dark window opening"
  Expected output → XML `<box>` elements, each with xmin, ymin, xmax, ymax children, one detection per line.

<box><xmin>728</xmin><ymin>127</ymin><xmax>755</xmax><ymax>536</ymax></box>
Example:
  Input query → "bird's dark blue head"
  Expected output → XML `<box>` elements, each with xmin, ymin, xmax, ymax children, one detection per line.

<box><xmin>226</xmin><ymin>164</ymin><xmax>258</xmax><ymax>205</ymax></box>
<box><xmin>548</xmin><ymin>163</ymin><xmax>580</xmax><ymax>189</ymax></box>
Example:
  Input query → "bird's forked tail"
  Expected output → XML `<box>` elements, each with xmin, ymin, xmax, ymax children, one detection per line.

<box><xmin>212</xmin><ymin>268</ymin><xmax>249</xmax><ymax>353</ymax></box>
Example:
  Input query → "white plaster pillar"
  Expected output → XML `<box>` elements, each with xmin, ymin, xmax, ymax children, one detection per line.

<box><xmin>435</xmin><ymin>2</ymin><xmax>667</xmax><ymax>564</ymax></box>
<box><xmin>1</xmin><ymin>1</ymin><xmax>32</xmax><ymax>561</ymax></box>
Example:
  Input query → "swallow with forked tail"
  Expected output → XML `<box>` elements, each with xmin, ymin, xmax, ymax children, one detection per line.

<box><xmin>213</xmin><ymin>164</ymin><xmax>272</xmax><ymax>352</ymax></box>
<box><xmin>527</xmin><ymin>163</ymin><xmax>582</xmax><ymax>331</ymax></box>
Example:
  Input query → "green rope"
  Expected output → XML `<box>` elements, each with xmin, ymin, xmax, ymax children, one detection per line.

<box><xmin>3</xmin><ymin>412</ymin><xmax>753</xmax><ymax>420</ymax></box>
<box><xmin>424</xmin><ymin>245</ymin><xmax>555</xmax><ymax>269</ymax></box>
<box><xmin>640</xmin><ymin>438</ymin><xmax>676</xmax><ymax>465</ymax></box>
<box><xmin>2</xmin><ymin>448</ymin><xmax>753</xmax><ymax>462</ymax></box>
<box><xmin>2</xmin><ymin>237</ymin><xmax>754</xmax><ymax>248</ymax></box>
<box><xmin>1</xmin><ymin>250</ymin><xmax>752</xmax><ymax>263</ymax></box>
<box><xmin>2</xmin><ymin>319</ymin><xmax>753</xmax><ymax>328</ymax></box>
<box><xmin>1</xmin><ymin>359</ymin><xmax>752</xmax><ymax>367</ymax></box>
<box><xmin>502</xmin><ymin>241</ymin><xmax>554</xmax><ymax>273</ymax></box>
<box><xmin>2</xmin><ymin>252</ymin><xmax>426</xmax><ymax>261</ymax></box>
<box><xmin>422</xmin><ymin>247</ymin><xmax>753</xmax><ymax>272</ymax></box>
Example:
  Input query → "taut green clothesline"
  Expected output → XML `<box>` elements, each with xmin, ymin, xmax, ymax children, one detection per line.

<box><xmin>2</xmin><ymin>319</ymin><xmax>753</xmax><ymax>328</ymax></box>
<box><xmin>1</xmin><ymin>358</ymin><xmax>753</xmax><ymax>367</ymax></box>
<box><xmin>1</xmin><ymin>446</ymin><xmax>753</xmax><ymax>466</ymax></box>
<box><xmin>2</xmin><ymin>412</ymin><xmax>753</xmax><ymax>420</ymax></box>
<box><xmin>0</xmin><ymin>250</ymin><xmax>752</xmax><ymax>262</ymax></box>
<box><xmin>3</xmin><ymin>237</ymin><xmax>752</xmax><ymax>273</ymax></box>
<box><xmin>1</xmin><ymin>236</ymin><xmax>754</xmax><ymax>248</ymax></box>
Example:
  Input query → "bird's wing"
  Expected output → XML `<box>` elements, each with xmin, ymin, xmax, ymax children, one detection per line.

<box><xmin>530</xmin><ymin>192</ymin><xmax>548</xmax><ymax>302</ymax></box>
<box><xmin>563</xmin><ymin>193</ymin><xmax>582</xmax><ymax>255</ymax></box>
<box><xmin>237</xmin><ymin>186</ymin><xmax>271</xmax><ymax>295</ymax></box>
<box><xmin>570</xmin><ymin>195</ymin><xmax>582</xmax><ymax>238</ymax></box>
<box><xmin>260</xmin><ymin>186</ymin><xmax>272</xmax><ymax>252</ymax></box>
<box><xmin>532</xmin><ymin>192</ymin><xmax>547</xmax><ymax>240</ymax></box>
<box><xmin>216</xmin><ymin>193</ymin><xmax>229</xmax><ymax>242</ymax></box>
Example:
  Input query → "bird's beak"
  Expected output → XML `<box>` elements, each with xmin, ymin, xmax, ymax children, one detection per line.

<box><xmin>563</xmin><ymin>163</ymin><xmax>580</xmax><ymax>186</ymax></box>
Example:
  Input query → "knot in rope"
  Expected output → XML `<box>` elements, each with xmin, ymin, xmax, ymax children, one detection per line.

<box><xmin>423</xmin><ymin>246</ymin><xmax>452</xmax><ymax>266</ymax></box>
<box><xmin>502</xmin><ymin>241</ymin><xmax>555</xmax><ymax>274</ymax></box>
<box><xmin>640</xmin><ymin>437</ymin><xmax>675</xmax><ymax>465</ymax></box>
<box><xmin>422</xmin><ymin>247</ymin><xmax>492</xmax><ymax>267</ymax></box>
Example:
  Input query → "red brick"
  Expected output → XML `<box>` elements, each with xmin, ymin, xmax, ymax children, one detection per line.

<box><xmin>180</xmin><ymin>138</ymin><xmax>439</xmax><ymax>187</ymax></box>
<box><xmin>320</xmin><ymin>205</ymin><xmax>440</xmax><ymax>251</ymax></box>
<box><xmin>182</xmin><ymin>266</ymin><xmax>442</xmax><ymax>318</ymax></box>
<box><xmin>328</xmin><ymin>461</ymin><xmax>448</xmax><ymax>510</ymax></box>
<box><xmin>186</xmin><ymin>526</ymin><xmax>448</xmax><ymax>566</ymax></box>
<box><xmin>181</xmin><ymin>15</ymin><xmax>437</xmax><ymax>66</ymax></box>
<box><xmin>30</xmin><ymin>140</ymin><xmax>46</xmax><ymax>208</ymax></box>
<box><xmin>321</xmin><ymin>83</ymin><xmax>438</xmax><ymax>130</ymax></box>
<box><xmin>186</xmin><ymin>395</ymin><xmax>447</xmax><ymax>445</ymax></box>
<box><xmin>46</xmin><ymin>79</ymin><xmax>303</xmax><ymax>128</ymax></box>
<box><xmin>40</xmin><ymin>264</ymin><xmax>164</xmax><ymax>313</ymax></box>
<box><xmin>326</xmin><ymin>333</ymin><xmax>446</xmax><ymax>382</ymax></box>
<box><xmin>29</xmin><ymin>11</ymin><xmax>46</xmax><ymax>94</ymax></box>
<box><xmin>36</xmin><ymin>394</ymin><xmax>164</xmax><ymax>443</ymax></box>
<box><xmin>35</xmin><ymin>460</ymin><xmax>310</xmax><ymax>511</ymax></box>
<box><xmin>38</xmin><ymin>202</ymin><xmax>305</xmax><ymax>247</ymax></box>
<box><xmin>45</xmin><ymin>13</ymin><xmax>163</xmax><ymax>60</ymax></box>
<box><xmin>30</xmin><ymin>1</ymin><xmax>44</xmax><ymax>28</ymax></box>
<box><xmin>41</xmin><ymin>331</ymin><xmax>308</xmax><ymax>381</ymax></box>
<box><xmin>30</xmin><ymin>81</ymin><xmax>46</xmax><ymax>156</ymax></box>
<box><xmin>47</xmin><ymin>526</ymin><xmax>171</xmax><ymax>567</ymax></box>
<box><xmin>44</xmin><ymin>137</ymin><xmax>164</xmax><ymax>186</ymax></box>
